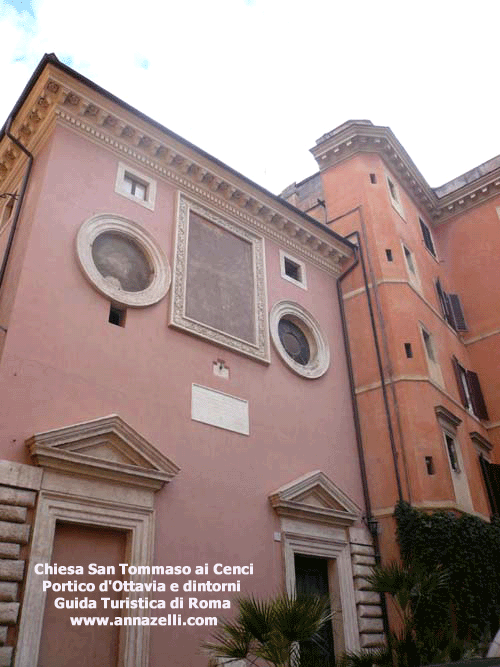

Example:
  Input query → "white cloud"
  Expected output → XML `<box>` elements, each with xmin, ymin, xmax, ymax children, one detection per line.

<box><xmin>2</xmin><ymin>0</ymin><xmax>500</xmax><ymax>192</ymax></box>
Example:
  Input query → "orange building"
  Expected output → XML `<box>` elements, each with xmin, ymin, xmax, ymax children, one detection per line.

<box><xmin>283</xmin><ymin>120</ymin><xmax>500</xmax><ymax>562</ymax></box>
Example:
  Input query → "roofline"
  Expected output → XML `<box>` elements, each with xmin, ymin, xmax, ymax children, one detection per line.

<box><xmin>1</xmin><ymin>54</ymin><xmax>355</xmax><ymax>252</ymax></box>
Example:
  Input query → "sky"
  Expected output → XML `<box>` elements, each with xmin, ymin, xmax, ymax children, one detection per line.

<box><xmin>1</xmin><ymin>0</ymin><xmax>500</xmax><ymax>195</ymax></box>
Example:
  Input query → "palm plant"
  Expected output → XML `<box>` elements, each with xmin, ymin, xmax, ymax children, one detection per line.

<box><xmin>203</xmin><ymin>592</ymin><xmax>332</xmax><ymax>667</ymax></box>
<box><xmin>363</xmin><ymin>561</ymin><xmax>453</xmax><ymax>667</ymax></box>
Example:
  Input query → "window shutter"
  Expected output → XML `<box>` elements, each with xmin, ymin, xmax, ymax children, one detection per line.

<box><xmin>420</xmin><ymin>219</ymin><xmax>436</xmax><ymax>256</ymax></box>
<box><xmin>436</xmin><ymin>279</ymin><xmax>454</xmax><ymax>326</ymax></box>
<box><xmin>466</xmin><ymin>370</ymin><xmax>489</xmax><ymax>420</ymax></box>
<box><xmin>448</xmin><ymin>294</ymin><xmax>467</xmax><ymax>331</ymax></box>
<box><xmin>436</xmin><ymin>279</ymin><xmax>446</xmax><ymax>317</ymax></box>
<box><xmin>480</xmin><ymin>456</ymin><xmax>500</xmax><ymax>515</ymax></box>
<box><xmin>452</xmin><ymin>356</ymin><xmax>468</xmax><ymax>408</ymax></box>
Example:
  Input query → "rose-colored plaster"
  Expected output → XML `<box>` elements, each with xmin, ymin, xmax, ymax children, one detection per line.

<box><xmin>0</xmin><ymin>124</ymin><xmax>364</xmax><ymax>665</ymax></box>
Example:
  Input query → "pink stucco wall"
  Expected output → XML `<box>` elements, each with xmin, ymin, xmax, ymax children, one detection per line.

<box><xmin>0</xmin><ymin>124</ymin><xmax>363</xmax><ymax>665</ymax></box>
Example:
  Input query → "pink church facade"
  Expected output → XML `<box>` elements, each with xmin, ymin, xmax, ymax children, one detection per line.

<box><xmin>0</xmin><ymin>56</ymin><xmax>381</xmax><ymax>666</ymax></box>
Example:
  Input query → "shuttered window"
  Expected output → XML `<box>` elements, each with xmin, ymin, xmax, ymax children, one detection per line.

<box><xmin>466</xmin><ymin>370</ymin><xmax>489</xmax><ymax>420</ymax></box>
<box><xmin>436</xmin><ymin>280</ymin><xmax>467</xmax><ymax>331</ymax></box>
<box><xmin>452</xmin><ymin>356</ymin><xmax>489</xmax><ymax>420</ymax></box>
<box><xmin>448</xmin><ymin>294</ymin><xmax>467</xmax><ymax>331</ymax></box>
<box><xmin>419</xmin><ymin>218</ymin><xmax>436</xmax><ymax>256</ymax></box>
<box><xmin>479</xmin><ymin>456</ymin><xmax>500</xmax><ymax>515</ymax></box>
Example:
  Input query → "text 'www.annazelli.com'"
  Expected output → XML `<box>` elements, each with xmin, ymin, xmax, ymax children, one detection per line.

<box><xmin>69</xmin><ymin>614</ymin><xmax>217</xmax><ymax>627</ymax></box>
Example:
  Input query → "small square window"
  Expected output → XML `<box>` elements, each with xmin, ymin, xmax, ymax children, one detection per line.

<box><xmin>115</xmin><ymin>162</ymin><xmax>156</xmax><ymax>210</ymax></box>
<box><xmin>385</xmin><ymin>249</ymin><xmax>393</xmax><ymax>262</ymax></box>
<box><xmin>1</xmin><ymin>193</ymin><xmax>16</xmax><ymax>229</ymax></box>
<box><xmin>425</xmin><ymin>456</ymin><xmax>435</xmax><ymax>475</ymax></box>
<box><xmin>279</xmin><ymin>251</ymin><xmax>307</xmax><ymax>289</ymax></box>
<box><xmin>109</xmin><ymin>305</ymin><xmax>126</xmax><ymax>327</ymax></box>
<box><xmin>402</xmin><ymin>244</ymin><xmax>421</xmax><ymax>291</ymax></box>
<box><xmin>422</xmin><ymin>329</ymin><xmax>435</xmax><ymax>362</ymax></box>
<box><xmin>403</xmin><ymin>246</ymin><xmax>415</xmax><ymax>274</ymax></box>
<box><xmin>420</xmin><ymin>325</ymin><xmax>443</xmax><ymax>386</ymax></box>
<box><xmin>284</xmin><ymin>257</ymin><xmax>301</xmax><ymax>282</ymax></box>
<box><xmin>386</xmin><ymin>175</ymin><xmax>405</xmax><ymax>218</ymax></box>
<box><xmin>387</xmin><ymin>178</ymin><xmax>397</xmax><ymax>201</ymax></box>
<box><xmin>370</xmin><ymin>173</ymin><xmax>377</xmax><ymax>184</ymax></box>
<box><xmin>445</xmin><ymin>434</ymin><xmax>460</xmax><ymax>473</ymax></box>
<box><xmin>123</xmin><ymin>173</ymin><xmax>148</xmax><ymax>200</ymax></box>
<box><xmin>404</xmin><ymin>343</ymin><xmax>413</xmax><ymax>358</ymax></box>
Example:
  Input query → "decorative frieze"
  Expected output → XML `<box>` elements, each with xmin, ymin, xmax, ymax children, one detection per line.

<box><xmin>1</xmin><ymin>66</ymin><xmax>352</xmax><ymax>275</ymax></box>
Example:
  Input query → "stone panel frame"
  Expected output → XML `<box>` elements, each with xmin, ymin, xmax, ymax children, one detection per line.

<box><xmin>170</xmin><ymin>193</ymin><xmax>270</xmax><ymax>363</ymax></box>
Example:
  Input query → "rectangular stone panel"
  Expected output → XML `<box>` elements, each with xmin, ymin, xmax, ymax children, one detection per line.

<box><xmin>186</xmin><ymin>211</ymin><xmax>256</xmax><ymax>344</ymax></box>
<box><xmin>192</xmin><ymin>384</ymin><xmax>249</xmax><ymax>436</ymax></box>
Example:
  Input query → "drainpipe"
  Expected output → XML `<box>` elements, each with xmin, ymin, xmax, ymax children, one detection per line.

<box><xmin>0</xmin><ymin>116</ymin><xmax>34</xmax><ymax>290</ymax></box>
<box><xmin>334</xmin><ymin>206</ymin><xmax>404</xmax><ymax>504</ymax></box>
<box><xmin>337</xmin><ymin>227</ymin><xmax>391</xmax><ymax>644</ymax></box>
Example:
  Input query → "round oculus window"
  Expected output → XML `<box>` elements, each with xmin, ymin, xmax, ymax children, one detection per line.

<box><xmin>278</xmin><ymin>318</ymin><xmax>310</xmax><ymax>365</ymax></box>
<box><xmin>76</xmin><ymin>214</ymin><xmax>170</xmax><ymax>307</ymax></box>
<box><xmin>91</xmin><ymin>232</ymin><xmax>153</xmax><ymax>293</ymax></box>
<box><xmin>270</xmin><ymin>301</ymin><xmax>330</xmax><ymax>379</ymax></box>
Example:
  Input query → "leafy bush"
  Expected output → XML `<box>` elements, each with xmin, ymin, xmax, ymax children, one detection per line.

<box><xmin>395</xmin><ymin>501</ymin><xmax>500</xmax><ymax>646</ymax></box>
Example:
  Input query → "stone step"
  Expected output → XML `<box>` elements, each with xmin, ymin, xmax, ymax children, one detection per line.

<box><xmin>350</xmin><ymin>544</ymin><xmax>375</xmax><ymax>557</ymax></box>
<box><xmin>0</xmin><ymin>560</ymin><xmax>24</xmax><ymax>582</ymax></box>
<box><xmin>0</xmin><ymin>584</ymin><xmax>17</xmax><ymax>602</ymax></box>
<box><xmin>353</xmin><ymin>576</ymin><xmax>373</xmax><ymax>591</ymax></box>
<box><xmin>359</xmin><ymin>617</ymin><xmax>384</xmax><ymax>633</ymax></box>
<box><xmin>352</xmin><ymin>564</ymin><xmax>374</xmax><ymax>578</ymax></box>
<box><xmin>0</xmin><ymin>646</ymin><xmax>12</xmax><ymax>667</ymax></box>
<box><xmin>0</xmin><ymin>522</ymin><xmax>29</xmax><ymax>545</ymax></box>
<box><xmin>0</xmin><ymin>488</ymin><xmax>35</xmax><ymax>508</ymax></box>
<box><xmin>0</xmin><ymin>506</ymin><xmax>27</xmax><ymax>524</ymax></box>
<box><xmin>0</xmin><ymin>602</ymin><xmax>19</xmax><ymax>625</ymax></box>
<box><xmin>360</xmin><ymin>633</ymin><xmax>386</xmax><ymax>649</ymax></box>
<box><xmin>0</xmin><ymin>545</ymin><xmax>19</xmax><ymax>561</ymax></box>
<box><xmin>352</xmin><ymin>553</ymin><xmax>376</xmax><ymax>566</ymax></box>
<box><xmin>358</xmin><ymin>604</ymin><xmax>383</xmax><ymax>618</ymax></box>
<box><xmin>355</xmin><ymin>589</ymin><xmax>381</xmax><ymax>604</ymax></box>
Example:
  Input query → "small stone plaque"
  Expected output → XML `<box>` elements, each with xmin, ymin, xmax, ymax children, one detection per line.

<box><xmin>191</xmin><ymin>384</ymin><xmax>249</xmax><ymax>435</ymax></box>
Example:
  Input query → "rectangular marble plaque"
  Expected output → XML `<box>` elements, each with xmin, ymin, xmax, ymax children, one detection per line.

<box><xmin>191</xmin><ymin>384</ymin><xmax>249</xmax><ymax>436</ymax></box>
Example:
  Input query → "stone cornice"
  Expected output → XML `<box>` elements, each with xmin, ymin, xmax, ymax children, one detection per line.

<box><xmin>1</xmin><ymin>62</ymin><xmax>353</xmax><ymax>275</ymax></box>
<box><xmin>311</xmin><ymin>121</ymin><xmax>500</xmax><ymax>224</ymax></box>
<box><xmin>26</xmin><ymin>414</ymin><xmax>180</xmax><ymax>490</ymax></box>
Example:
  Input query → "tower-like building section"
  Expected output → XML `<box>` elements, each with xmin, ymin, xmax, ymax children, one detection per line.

<box><xmin>283</xmin><ymin>120</ymin><xmax>500</xmax><ymax>559</ymax></box>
